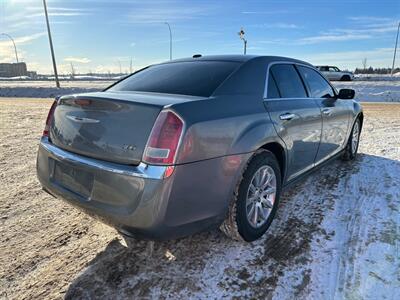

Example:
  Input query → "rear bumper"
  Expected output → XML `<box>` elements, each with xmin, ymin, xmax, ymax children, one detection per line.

<box><xmin>37</xmin><ymin>137</ymin><xmax>251</xmax><ymax>240</ymax></box>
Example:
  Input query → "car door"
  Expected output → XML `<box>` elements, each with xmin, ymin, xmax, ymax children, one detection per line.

<box><xmin>319</xmin><ymin>66</ymin><xmax>331</xmax><ymax>80</ymax></box>
<box><xmin>297</xmin><ymin>65</ymin><xmax>351</xmax><ymax>163</ymax></box>
<box><xmin>328</xmin><ymin>66</ymin><xmax>341</xmax><ymax>80</ymax></box>
<box><xmin>263</xmin><ymin>63</ymin><xmax>322</xmax><ymax>182</ymax></box>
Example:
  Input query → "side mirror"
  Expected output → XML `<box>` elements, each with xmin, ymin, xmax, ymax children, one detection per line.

<box><xmin>338</xmin><ymin>88</ymin><xmax>355</xmax><ymax>100</ymax></box>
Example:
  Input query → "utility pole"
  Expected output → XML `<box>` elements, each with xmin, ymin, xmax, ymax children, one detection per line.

<box><xmin>1</xmin><ymin>33</ymin><xmax>19</xmax><ymax>63</ymax></box>
<box><xmin>130</xmin><ymin>58</ymin><xmax>133</xmax><ymax>73</ymax></box>
<box><xmin>391</xmin><ymin>21</ymin><xmax>400</xmax><ymax>76</ymax></box>
<box><xmin>118</xmin><ymin>60</ymin><xmax>122</xmax><ymax>74</ymax></box>
<box><xmin>43</xmin><ymin>0</ymin><xmax>60</xmax><ymax>88</ymax></box>
<box><xmin>238</xmin><ymin>28</ymin><xmax>247</xmax><ymax>55</ymax></box>
<box><xmin>164</xmin><ymin>22</ymin><xmax>172</xmax><ymax>60</ymax></box>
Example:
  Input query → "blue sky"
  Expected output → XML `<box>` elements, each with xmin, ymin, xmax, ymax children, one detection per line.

<box><xmin>0</xmin><ymin>0</ymin><xmax>399</xmax><ymax>74</ymax></box>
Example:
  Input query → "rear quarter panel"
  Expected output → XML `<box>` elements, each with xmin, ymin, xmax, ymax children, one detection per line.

<box><xmin>351</xmin><ymin>100</ymin><xmax>363</xmax><ymax>127</ymax></box>
<box><xmin>339</xmin><ymin>100</ymin><xmax>363</xmax><ymax>147</ymax></box>
<box><xmin>170</xmin><ymin>94</ymin><xmax>284</xmax><ymax>165</ymax></box>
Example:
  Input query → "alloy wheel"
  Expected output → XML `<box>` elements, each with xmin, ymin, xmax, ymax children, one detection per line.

<box><xmin>352</xmin><ymin>121</ymin><xmax>360</xmax><ymax>154</ymax></box>
<box><xmin>246</xmin><ymin>165</ymin><xmax>277</xmax><ymax>228</ymax></box>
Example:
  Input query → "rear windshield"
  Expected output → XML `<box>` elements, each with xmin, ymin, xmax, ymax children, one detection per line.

<box><xmin>108</xmin><ymin>61</ymin><xmax>240</xmax><ymax>97</ymax></box>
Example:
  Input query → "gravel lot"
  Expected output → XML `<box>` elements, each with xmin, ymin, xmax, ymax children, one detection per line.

<box><xmin>0</xmin><ymin>99</ymin><xmax>399</xmax><ymax>299</ymax></box>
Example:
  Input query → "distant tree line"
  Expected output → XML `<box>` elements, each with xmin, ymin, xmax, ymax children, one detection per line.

<box><xmin>354</xmin><ymin>67</ymin><xmax>400</xmax><ymax>74</ymax></box>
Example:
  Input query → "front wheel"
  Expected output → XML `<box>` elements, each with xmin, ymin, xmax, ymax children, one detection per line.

<box><xmin>220</xmin><ymin>150</ymin><xmax>282</xmax><ymax>242</ymax></box>
<box><xmin>342</xmin><ymin>118</ymin><xmax>361</xmax><ymax>161</ymax></box>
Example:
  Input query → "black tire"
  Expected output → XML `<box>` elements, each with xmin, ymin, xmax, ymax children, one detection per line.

<box><xmin>341</xmin><ymin>75</ymin><xmax>351</xmax><ymax>81</ymax></box>
<box><xmin>342</xmin><ymin>118</ymin><xmax>361</xmax><ymax>161</ymax></box>
<box><xmin>220</xmin><ymin>150</ymin><xmax>282</xmax><ymax>242</ymax></box>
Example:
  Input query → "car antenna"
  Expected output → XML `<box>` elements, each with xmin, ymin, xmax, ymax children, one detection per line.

<box><xmin>193</xmin><ymin>54</ymin><xmax>202</xmax><ymax>58</ymax></box>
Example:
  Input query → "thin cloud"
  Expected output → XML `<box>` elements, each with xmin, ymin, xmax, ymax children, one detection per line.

<box><xmin>0</xmin><ymin>32</ymin><xmax>46</xmax><ymax>63</ymax></box>
<box><xmin>297</xmin><ymin>16</ymin><xmax>398</xmax><ymax>45</ymax></box>
<box><xmin>25</xmin><ymin>7</ymin><xmax>94</xmax><ymax>13</ymax></box>
<box><xmin>250</xmin><ymin>22</ymin><xmax>301</xmax><ymax>29</ymax></box>
<box><xmin>348</xmin><ymin>16</ymin><xmax>394</xmax><ymax>22</ymax></box>
<box><xmin>126</xmin><ymin>5</ymin><xmax>216</xmax><ymax>24</ymax></box>
<box><xmin>0</xmin><ymin>32</ymin><xmax>46</xmax><ymax>45</ymax></box>
<box><xmin>26</xmin><ymin>12</ymin><xmax>90</xmax><ymax>18</ymax></box>
<box><xmin>241</xmin><ymin>10</ymin><xmax>292</xmax><ymax>14</ymax></box>
<box><xmin>64</xmin><ymin>57</ymin><xmax>91</xmax><ymax>64</ymax></box>
<box><xmin>328</xmin><ymin>23</ymin><xmax>398</xmax><ymax>35</ymax></box>
<box><xmin>299</xmin><ymin>47</ymin><xmax>394</xmax><ymax>67</ymax></box>
<box><xmin>4</xmin><ymin>7</ymin><xmax>91</xmax><ymax>28</ymax></box>
<box><xmin>257</xmin><ymin>38</ymin><xmax>291</xmax><ymax>45</ymax></box>
<box><xmin>298</xmin><ymin>33</ymin><xmax>372</xmax><ymax>44</ymax></box>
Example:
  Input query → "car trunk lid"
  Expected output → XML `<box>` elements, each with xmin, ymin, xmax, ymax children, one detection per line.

<box><xmin>49</xmin><ymin>91</ymin><xmax>197</xmax><ymax>165</ymax></box>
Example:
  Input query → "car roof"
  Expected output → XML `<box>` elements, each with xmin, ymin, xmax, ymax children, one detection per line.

<box><xmin>158</xmin><ymin>55</ymin><xmax>313</xmax><ymax>67</ymax></box>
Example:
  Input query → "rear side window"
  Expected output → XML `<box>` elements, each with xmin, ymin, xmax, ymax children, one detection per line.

<box><xmin>270</xmin><ymin>64</ymin><xmax>307</xmax><ymax>98</ymax></box>
<box><xmin>108</xmin><ymin>61</ymin><xmax>240</xmax><ymax>97</ymax></box>
<box><xmin>267</xmin><ymin>74</ymin><xmax>280</xmax><ymax>98</ymax></box>
<box><xmin>298</xmin><ymin>66</ymin><xmax>335</xmax><ymax>98</ymax></box>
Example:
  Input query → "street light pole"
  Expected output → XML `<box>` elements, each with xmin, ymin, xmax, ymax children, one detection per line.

<box><xmin>391</xmin><ymin>21</ymin><xmax>400</xmax><ymax>76</ymax></box>
<box><xmin>164</xmin><ymin>22</ymin><xmax>172</xmax><ymax>60</ymax></box>
<box><xmin>43</xmin><ymin>0</ymin><xmax>60</xmax><ymax>88</ymax></box>
<box><xmin>238</xmin><ymin>28</ymin><xmax>247</xmax><ymax>55</ymax></box>
<box><xmin>1</xmin><ymin>33</ymin><xmax>19</xmax><ymax>63</ymax></box>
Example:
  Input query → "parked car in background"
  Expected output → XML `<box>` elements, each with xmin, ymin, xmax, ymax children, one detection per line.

<box><xmin>316</xmin><ymin>65</ymin><xmax>354</xmax><ymax>81</ymax></box>
<box><xmin>37</xmin><ymin>55</ymin><xmax>363</xmax><ymax>242</ymax></box>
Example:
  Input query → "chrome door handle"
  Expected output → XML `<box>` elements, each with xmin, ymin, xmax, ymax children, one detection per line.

<box><xmin>279</xmin><ymin>113</ymin><xmax>296</xmax><ymax>120</ymax></box>
<box><xmin>322</xmin><ymin>108</ymin><xmax>332</xmax><ymax>115</ymax></box>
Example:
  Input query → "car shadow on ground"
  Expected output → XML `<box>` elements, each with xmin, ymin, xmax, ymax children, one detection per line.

<box><xmin>64</xmin><ymin>153</ymin><xmax>400</xmax><ymax>299</ymax></box>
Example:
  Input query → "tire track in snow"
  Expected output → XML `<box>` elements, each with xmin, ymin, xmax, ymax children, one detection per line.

<box><xmin>307</xmin><ymin>154</ymin><xmax>400</xmax><ymax>300</ymax></box>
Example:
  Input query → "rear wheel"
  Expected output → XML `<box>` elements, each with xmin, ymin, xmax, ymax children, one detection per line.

<box><xmin>342</xmin><ymin>118</ymin><xmax>361</xmax><ymax>161</ymax></box>
<box><xmin>341</xmin><ymin>75</ymin><xmax>351</xmax><ymax>81</ymax></box>
<box><xmin>220</xmin><ymin>150</ymin><xmax>282</xmax><ymax>242</ymax></box>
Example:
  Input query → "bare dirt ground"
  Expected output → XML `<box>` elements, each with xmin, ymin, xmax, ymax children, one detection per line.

<box><xmin>1</xmin><ymin>99</ymin><xmax>399</xmax><ymax>299</ymax></box>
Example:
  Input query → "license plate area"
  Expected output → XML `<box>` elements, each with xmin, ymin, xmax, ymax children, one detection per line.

<box><xmin>52</xmin><ymin>160</ymin><xmax>94</xmax><ymax>199</ymax></box>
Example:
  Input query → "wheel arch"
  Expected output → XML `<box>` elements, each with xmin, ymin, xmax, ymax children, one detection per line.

<box><xmin>341</xmin><ymin>74</ymin><xmax>351</xmax><ymax>81</ymax></box>
<box><xmin>357</xmin><ymin>111</ymin><xmax>364</xmax><ymax>129</ymax></box>
<box><xmin>259</xmin><ymin>142</ymin><xmax>286</xmax><ymax>182</ymax></box>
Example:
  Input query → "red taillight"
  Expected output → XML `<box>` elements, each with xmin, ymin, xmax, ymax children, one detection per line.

<box><xmin>143</xmin><ymin>110</ymin><xmax>184</xmax><ymax>165</ymax></box>
<box><xmin>43</xmin><ymin>100</ymin><xmax>58</xmax><ymax>137</ymax></box>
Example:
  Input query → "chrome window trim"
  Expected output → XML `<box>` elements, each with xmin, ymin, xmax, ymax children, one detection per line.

<box><xmin>263</xmin><ymin>61</ymin><xmax>337</xmax><ymax>100</ymax></box>
<box><xmin>40</xmin><ymin>137</ymin><xmax>167</xmax><ymax>179</ymax></box>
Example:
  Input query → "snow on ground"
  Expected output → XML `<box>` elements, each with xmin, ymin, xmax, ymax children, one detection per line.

<box><xmin>0</xmin><ymin>77</ymin><xmax>400</xmax><ymax>102</ymax></box>
<box><xmin>335</xmin><ymin>81</ymin><xmax>400</xmax><ymax>102</ymax></box>
<box><xmin>0</xmin><ymin>80</ymin><xmax>112</xmax><ymax>98</ymax></box>
<box><xmin>0</xmin><ymin>99</ymin><xmax>399</xmax><ymax>299</ymax></box>
<box><xmin>355</xmin><ymin>73</ymin><xmax>400</xmax><ymax>81</ymax></box>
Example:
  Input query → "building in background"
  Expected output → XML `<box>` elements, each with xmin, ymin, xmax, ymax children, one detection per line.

<box><xmin>27</xmin><ymin>71</ymin><xmax>38</xmax><ymax>79</ymax></box>
<box><xmin>0</xmin><ymin>62</ymin><xmax>28</xmax><ymax>77</ymax></box>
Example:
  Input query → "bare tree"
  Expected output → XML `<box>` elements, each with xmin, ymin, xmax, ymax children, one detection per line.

<box><xmin>70</xmin><ymin>62</ymin><xmax>75</xmax><ymax>79</ymax></box>
<box><xmin>362</xmin><ymin>58</ymin><xmax>367</xmax><ymax>70</ymax></box>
